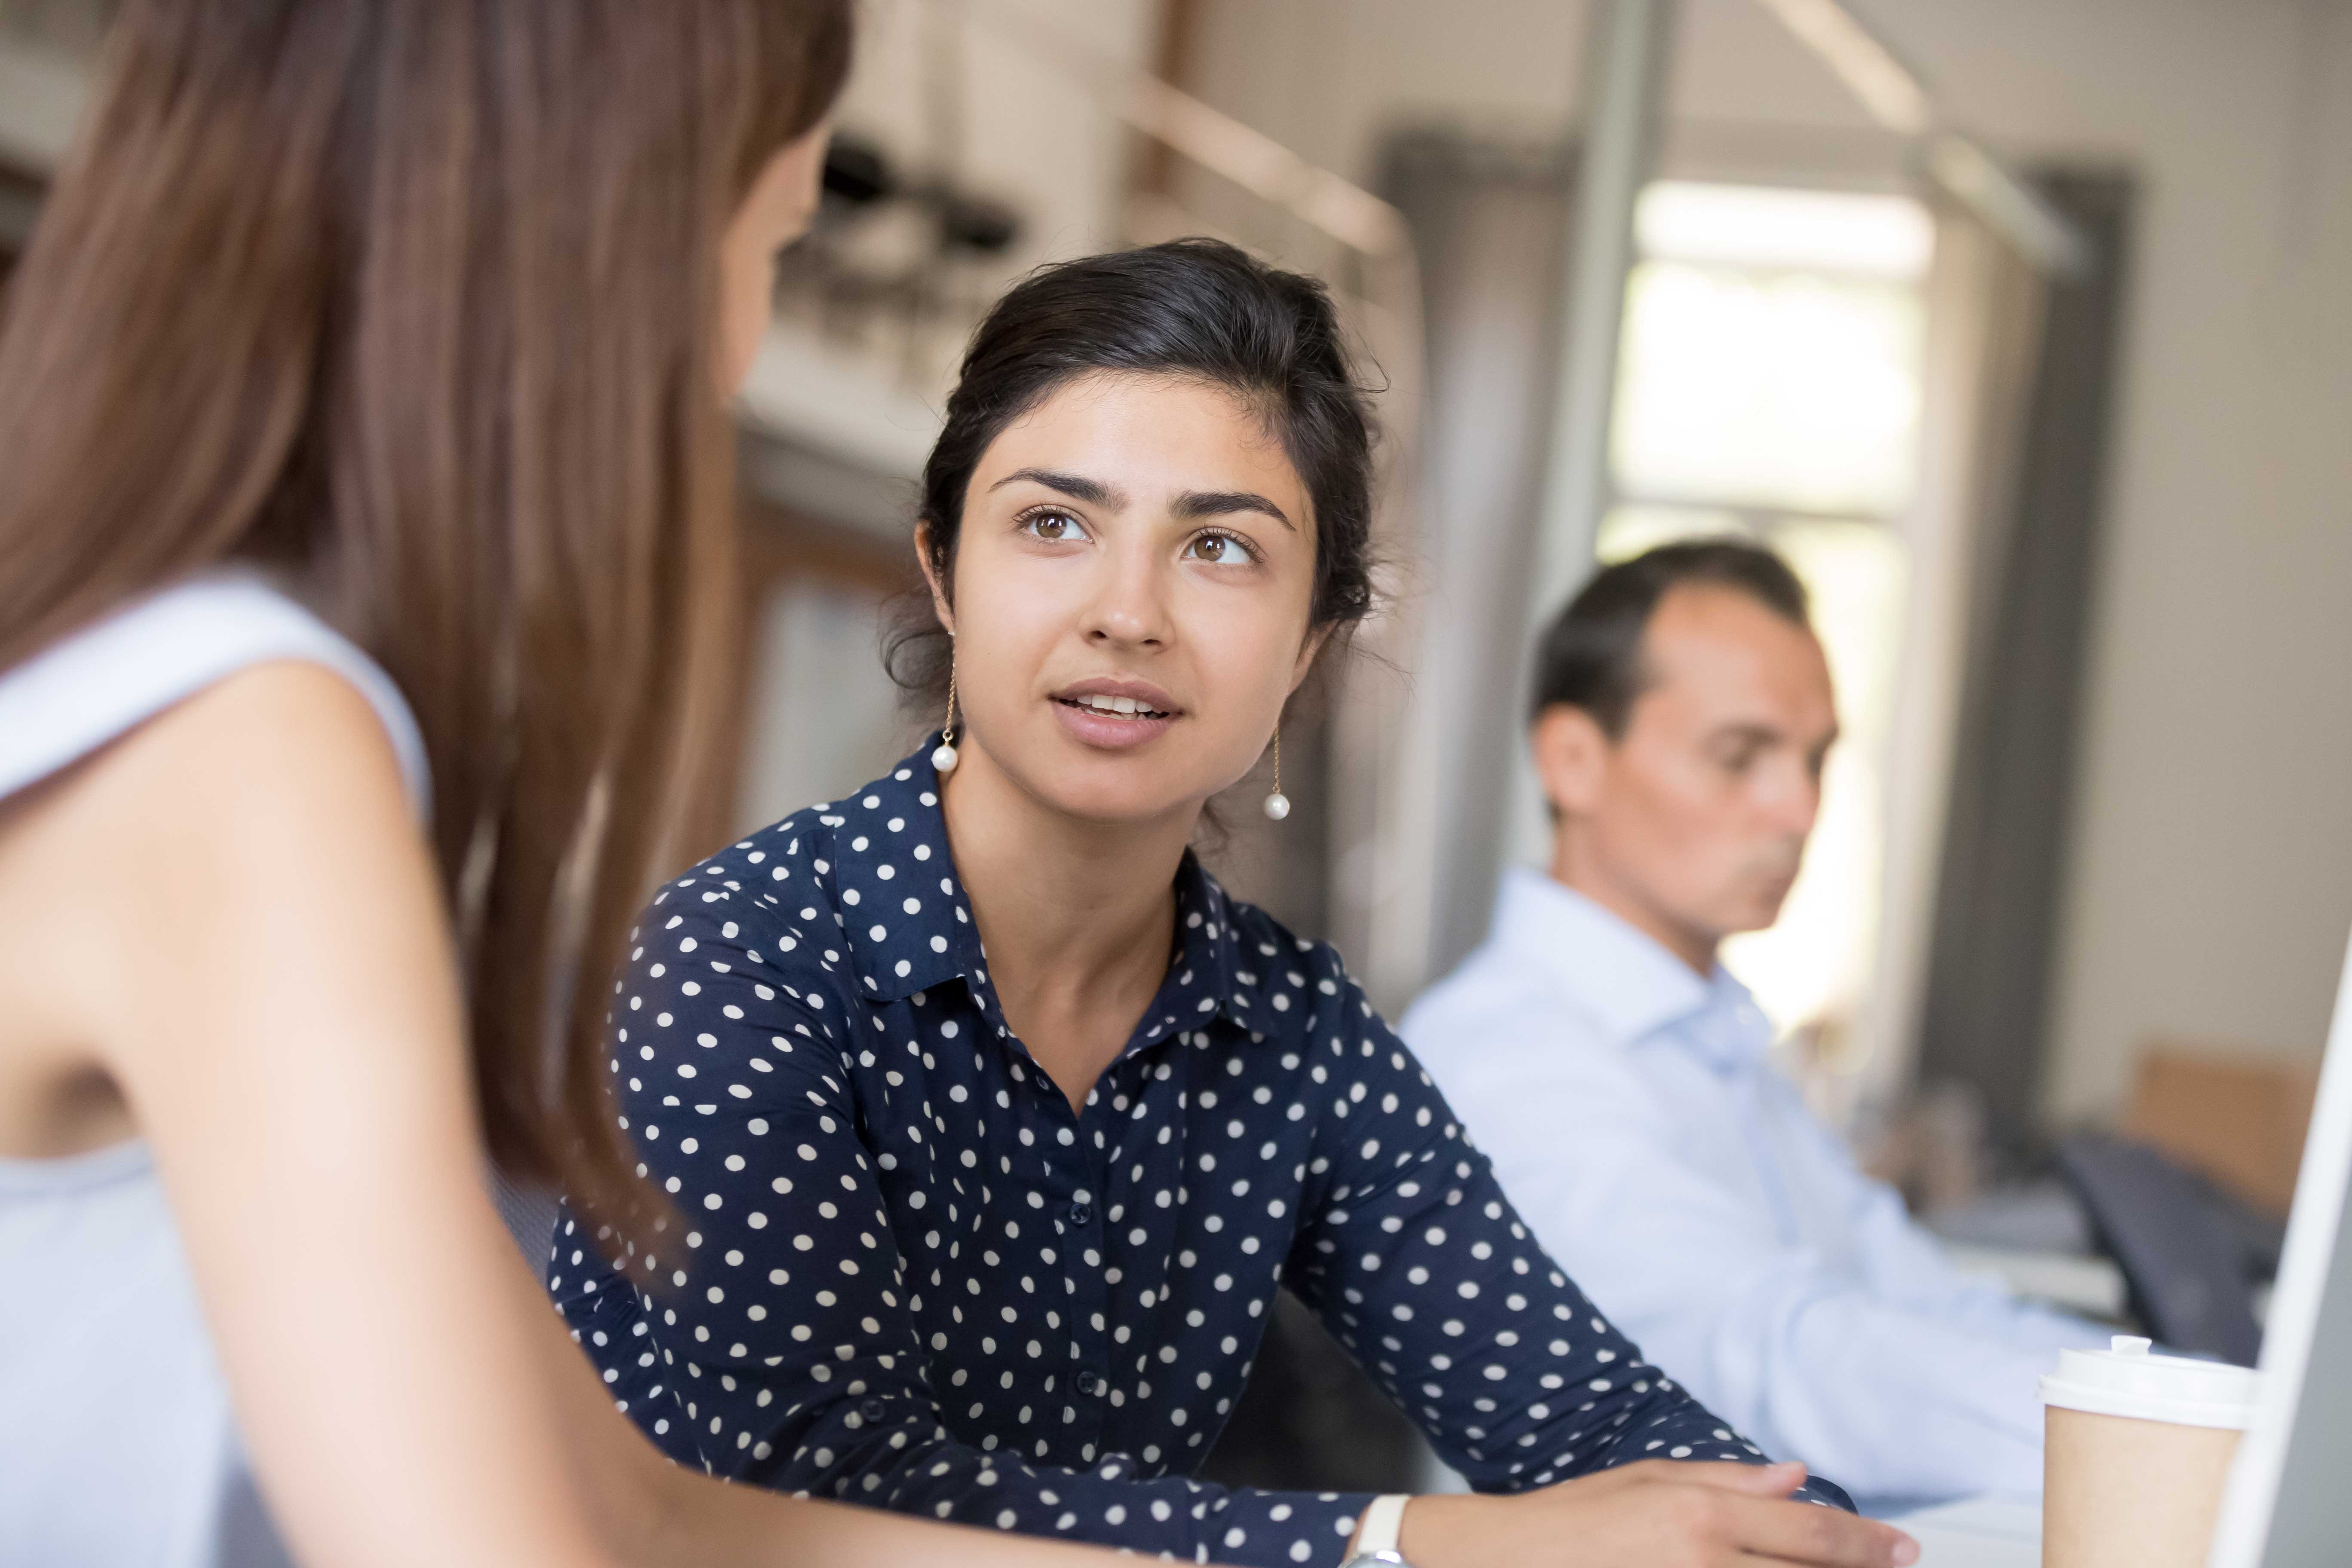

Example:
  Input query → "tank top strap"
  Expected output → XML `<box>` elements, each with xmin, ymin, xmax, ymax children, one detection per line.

<box><xmin>0</xmin><ymin>572</ymin><xmax>432</xmax><ymax>818</ymax></box>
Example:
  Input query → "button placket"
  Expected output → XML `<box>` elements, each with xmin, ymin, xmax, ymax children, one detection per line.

<box><xmin>1060</xmin><ymin>1094</ymin><xmax>1116</xmax><ymax>1452</ymax></box>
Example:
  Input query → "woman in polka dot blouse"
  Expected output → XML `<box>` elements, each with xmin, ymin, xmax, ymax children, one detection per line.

<box><xmin>552</xmin><ymin>242</ymin><xmax>1916</xmax><ymax>1568</ymax></box>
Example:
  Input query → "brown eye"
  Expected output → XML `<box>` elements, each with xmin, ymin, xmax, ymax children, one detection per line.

<box><xmin>1019</xmin><ymin>508</ymin><xmax>1088</xmax><ymax>543</ymax></box>
<box><xmin>1184</xmin><ymin>530</ymin><xmax>1257</xmax><ymax>565</ymax></box>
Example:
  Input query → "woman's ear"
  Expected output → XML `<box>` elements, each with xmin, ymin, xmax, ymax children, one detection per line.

<box><xmin>914</xmin><ymin>522</ymin><xmax>955</xmax><ymax>637</ymax></box>
<box><xmin>1288</xmin><ymin>621</ymin><xmax>1335</xmax><ymax>692</ymax></box>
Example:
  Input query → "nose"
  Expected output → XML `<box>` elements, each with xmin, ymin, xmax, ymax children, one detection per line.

<box><xmin>1081</xmin><ymin>533</ymin><xmax>1171</xmax><ymax>652</ymax></box>
<box><xmin>1759</xmin><ymin>755</ymin><xmax>1823</xmax><ymax>839</ymax></box>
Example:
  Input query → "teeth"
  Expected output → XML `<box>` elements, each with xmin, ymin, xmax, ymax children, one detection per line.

<box><xmin>1074</xmin><ymin>694</ymin><xmax>1157</xmax><ymax>717</ymax></box>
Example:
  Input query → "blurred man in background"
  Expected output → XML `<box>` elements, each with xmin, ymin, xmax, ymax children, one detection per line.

<box><xmin>1403</xmin><ymin>539</ymin><xmax>2107</xmax><ymax>1510</ymax></box>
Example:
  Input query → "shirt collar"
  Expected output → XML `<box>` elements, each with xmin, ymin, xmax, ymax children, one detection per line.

<box><xmin>824</xmin><ymin>753</ymin><xmax>974</xmax><ymax>1004</ymax></box>
<box><xmin>829</xmin><ymin>750</ymin><xmax>1246</xmax><ymax>1045</ymax></box>
<box><xmin>1139</xmin><ymin>855</ymin><xmax>1245</xmax><ymax>1045</ymax></box>
<box><xmin>1486</xmin><ymin>867</ymin><xmax>1762</xmax><ymax>1055</ymax></box>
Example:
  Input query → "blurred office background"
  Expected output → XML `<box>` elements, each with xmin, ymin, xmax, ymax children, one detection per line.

<box><xmin>6</xmin><ymin>0</ymin><xmax>2349</xmax><ymax>1494</ymax></box>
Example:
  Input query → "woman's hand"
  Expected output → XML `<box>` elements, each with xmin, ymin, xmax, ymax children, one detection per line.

<box><xmin>1395</xmin><ymin>1461</ymin><xmax>1919</xmax><ymax>1568</ymax></box>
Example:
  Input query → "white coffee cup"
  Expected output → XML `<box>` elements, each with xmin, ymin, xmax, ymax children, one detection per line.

<box><xmin>2039</xmin><ymin>1335</ymin><xmax>2260</xmax><ymax>1568</ymax></box>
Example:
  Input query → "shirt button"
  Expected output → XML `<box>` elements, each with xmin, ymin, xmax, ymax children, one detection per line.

<box><xmin>860</xmin><ymin>1397</ymin><xmax>888</xmax><ymax>1422</ymax></box>
<box><xmin>1068</xmin><ymin>1202</ymin><xmax>1093</xmax><ymax>1226</ymax></box>
<box><xmin>1077</xmin><ymin>1371</ymin><xmax>1101</xmax><ymax>1396</ymax></box>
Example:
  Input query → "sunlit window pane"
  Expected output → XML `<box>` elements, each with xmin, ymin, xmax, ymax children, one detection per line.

<box><xmin>1635</xmin><ymin>181</ymin><xmax>1933</xmax><ymax>280</ymax></box>
<box><xmin>1611</xmin><ymin>261</ymin><xmax>1925</xmax><ymax>518</ymax></box>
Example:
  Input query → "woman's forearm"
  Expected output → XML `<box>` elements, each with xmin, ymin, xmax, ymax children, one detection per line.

<box><xmin>634</xmin><ymin>1474</ymin><xmax>1148</xmax><ymax>1568</ymax></box>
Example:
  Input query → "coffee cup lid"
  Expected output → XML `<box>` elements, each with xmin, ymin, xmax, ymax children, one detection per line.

<box><xmin>2039</xmin><ymin>1335</ymin><xmax>2260</xmax><ymax>1430</ymax></box>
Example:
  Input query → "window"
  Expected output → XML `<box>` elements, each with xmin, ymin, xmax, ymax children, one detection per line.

<box><xmin>1600</xmin><ymin>180</ymin><xmax>1930</xmax><ymax>1093</ymax></box>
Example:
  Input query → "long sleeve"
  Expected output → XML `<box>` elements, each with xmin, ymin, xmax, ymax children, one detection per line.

<box><xmin>554</xmin><ymin>882</ymin><xmax>1375</xmax><ymax>1566</ymax></box>
<box><xmin>1812</xmin><ymin>1102</ymin><xmax>2107</xmax><ymax>1356</ymax></box>
<box><xmin>1280</xmin><ymin>959</ymin><xmax>1854</xmax><ymax>1507</ymax></box>
<box><xmin>554</xmin><ymin>786</ymin><xmax>1856</xmax><ymax>1568</ymax></box>
<box><xmin>1411</xmin><ymin>1002</ymin><xmax>2102</xmax><ymax>1503</ymax></box>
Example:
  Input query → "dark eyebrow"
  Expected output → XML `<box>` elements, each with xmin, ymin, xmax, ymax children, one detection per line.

<box><xmin>988</xmin><ymin>468</ymin><xmax>1127</xmax><ymax>508</ymax></box>
<box><xmin>1171</xmin><ymin>490</ymin><xmax>1295</xmax><ymax>531</ymax></box>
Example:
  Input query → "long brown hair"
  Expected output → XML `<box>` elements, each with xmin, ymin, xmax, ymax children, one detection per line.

<box><xmin>0</xmin><ymin>0</ymin><xmax>851</xmax><ymax>1226</ymax></box>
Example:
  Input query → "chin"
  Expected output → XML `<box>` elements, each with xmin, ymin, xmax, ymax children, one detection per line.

<box><xmin>1045</xmin><ymin>779</ymin><xmax>1198</xmax><ymax>826</ymax></box>
<box><xmin>1025</xmin><ymin>740</ymin><xmax>1231</xmax><ymax>827</ymax></box>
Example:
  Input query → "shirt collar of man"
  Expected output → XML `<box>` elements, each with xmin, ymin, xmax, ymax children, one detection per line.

<box><xmin>826</xmin><ymin>750</ymin><xmax>1249</xmax><ymax>1052</ymax></box>
<box><xmin>1488</xmin><ymin>867</ymin><xmax>1767</xmax><ymax>1066</ymax></box>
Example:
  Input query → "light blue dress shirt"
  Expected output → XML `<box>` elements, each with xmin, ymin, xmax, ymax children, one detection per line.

<box><xmin>1401</xmin><ymin>869</ymin><xmax>2108</xmax><ymax>1509</ymax></box>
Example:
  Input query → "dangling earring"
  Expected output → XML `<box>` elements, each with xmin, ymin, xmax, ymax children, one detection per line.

<box><xmin>931</xmin><ymin>655</ymin><xmax>960</xmax><ymax>774</ymax></box>
<box><xmin>1262</xmin><ymin>725</ymin><xmax>1290</xmax><ymax>821</ymax></box>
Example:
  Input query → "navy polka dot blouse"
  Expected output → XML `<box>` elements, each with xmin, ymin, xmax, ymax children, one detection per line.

<box><xmin>549</xmin><ymin>749</ymin><xmax>1853</xmax><ymax>1565</ymax></box>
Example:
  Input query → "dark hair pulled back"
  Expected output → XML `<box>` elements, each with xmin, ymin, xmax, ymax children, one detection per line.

<box><xmin>888</xmin><ymin>238</ymin><xmax>1379</xmax><ymax>704</ymax></box>
<box><xmin>1530</xmin><ymin>537</ymin><xmax>1812</xmax><ymax>737</ymax></box>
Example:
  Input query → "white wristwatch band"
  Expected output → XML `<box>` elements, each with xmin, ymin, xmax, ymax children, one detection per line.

<box><xmin>1341</xmin><ymin>1494</ymin><xmax>1413</xmax><ymax>1565</ymax></box>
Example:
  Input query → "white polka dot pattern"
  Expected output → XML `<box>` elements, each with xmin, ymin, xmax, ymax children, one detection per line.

<box><xmin>550</xmin><ymin>752</ymin><xmax>1856</xmax><ymax>1566</ymax></box>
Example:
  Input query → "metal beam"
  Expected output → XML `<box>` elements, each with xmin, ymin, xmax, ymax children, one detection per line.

<box><xmin>1504</xmin><ymin>0</ymin><xmax>1681</xmax><ymax>869</ymax></box>
<box><xmin>1920</xmin><ymin>133</ymin><xmax>2093</xmax><ymax>279</ymax></box>
<box><xmin>1752</xmin><ymin>0</ymin><xmax>2092</xmax><ymax>277</ymax></box>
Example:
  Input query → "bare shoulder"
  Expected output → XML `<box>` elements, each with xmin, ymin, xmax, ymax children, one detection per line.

<box><xmin>0</xmin><ymin>659</ymin><xmax>438</xmax><ymax>1084</ymax></box>
<box><xmin>116</xmin><ymin>655</ymin><xmax>411</xmax><ymax>816</ymax></box>
<box><xmin>2</xmin><ymin>656</ymin><xmax>417</xmax><ymax>885</ymax></box>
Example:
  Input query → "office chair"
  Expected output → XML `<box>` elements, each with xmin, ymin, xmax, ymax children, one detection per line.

<box><xmin>2055</xmin><ymin>1130</ymin><xmax>2281</xmax><ymax>1366</ymax></box>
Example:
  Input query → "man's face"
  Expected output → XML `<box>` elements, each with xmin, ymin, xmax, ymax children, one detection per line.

<box><xmin>1535</xmin><ymin>582</ymin><xmax>1839</xmax><ymax>966</ymax></box>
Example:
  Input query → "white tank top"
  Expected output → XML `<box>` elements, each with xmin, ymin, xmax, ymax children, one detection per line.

<box><xmin>0</xmin><ymin>573</ymin><xmax>429</xmax><ymax>1568</ymax></box>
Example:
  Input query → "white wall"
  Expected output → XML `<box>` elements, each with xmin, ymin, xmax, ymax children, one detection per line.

<box><xmin>1185</xmin><ymin>0</ymin><xmax>1887</xmax><ymax>182</ymax></box>
<box><xmin>1188</xmin><ymin>0</ymin><xmax>2352</xmax><ymax>1121</ymax></box>
<box><xmin>1879</xmin><ymin>0</ymin><xmax>2352</xmax><ymax>1119</ymax></box>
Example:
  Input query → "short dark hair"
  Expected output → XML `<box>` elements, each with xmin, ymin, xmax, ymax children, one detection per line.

<box><xmin>1529</xmin><ymin>538</ymin><xmax>1812</xmax><ymax>736</ymax></box>
<box><xmin>886</xmin><ymin>238</ymin><xmax>1379</xmax><ymax>705</ymax></box>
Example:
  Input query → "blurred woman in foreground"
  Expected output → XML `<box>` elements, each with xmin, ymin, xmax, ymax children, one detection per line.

<box><xmin>0</xmin><ymin>4</ymin><xmax>1118</xmax><ymax>1565</ymax></box>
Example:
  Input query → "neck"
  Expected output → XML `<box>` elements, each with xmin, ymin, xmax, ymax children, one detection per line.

<box><xmin>1547</xmin><ymin>832</ymin><xmax>1720</xmax><ymax>977</ymax></box>
<box><xmin>937</xmin><ymin>737</ymin><xmax>1195</xmax><ymax>1110</ymax></box>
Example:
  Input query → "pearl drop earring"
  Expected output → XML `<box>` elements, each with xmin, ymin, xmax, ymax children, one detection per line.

<box><xmin>931</xmin><ymin>655</ymin><xmax>960</xmax><ymax>775</ymax></box>
<box><xmin>1262</xmin><ymin>725</ymin><xmax>1290</xmax><ymax>821</ymax></box>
